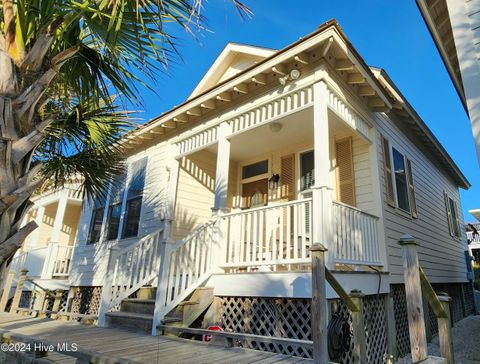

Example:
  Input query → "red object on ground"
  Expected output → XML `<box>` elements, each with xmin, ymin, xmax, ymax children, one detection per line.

<box><xmin>202</xmin><ymin>325</ymin><xmax>223</xmax><ymax>342</ymax></box>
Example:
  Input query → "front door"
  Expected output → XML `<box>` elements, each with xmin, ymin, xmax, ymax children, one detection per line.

<box><xmin>241</xmin><ymin>178</ymin><xmax>268</xmax><ymax>209</ymax></box>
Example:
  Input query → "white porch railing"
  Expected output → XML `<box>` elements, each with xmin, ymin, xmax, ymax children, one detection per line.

<box><xmin>152</xmin><ymin>220</ymin><xmax>217</xmax><ymax>334</ymax></box>
<box><xmin>220</xmin><ymin>199</ymin><xmax>313</xmax><ymax>271</ymax></box>
<box><xmin>97</xmin><ymin>228</ymin><xmax>164</xmax><ymax>326</ymax></box>
<box><xmin>40</xmin><ymin>242</ymin><xmax>74</xmax><ymax>279</ymax></box>
<box><xmin>332</xmin><ymin>201</ymin><xmax>381</xmax><ymax>266</ymax></box>
<box><xmin>51</xmin><ymin>245</ymin><xmax>74</xmax><ymax>277</ymax></box>
<box><xmin>467</xmin><ymin>231</ymin><xmax>480</xmax><ymax>243</ymax></box>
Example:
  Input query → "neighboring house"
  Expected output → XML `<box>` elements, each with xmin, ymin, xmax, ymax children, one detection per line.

<box><xmin>416</xmin><ymin>0</ymin><xmax>480</xmax><ymax>162</ymax></box>
<box><xmin>466</xmin><ymin>209</ymin><xmax>480</xmax><ymax>262</ymax></box>
<box><xmin>0</xmin><ymin>184</ymin><xmax>82</xmax><ymax>311</ymax></box>
<box><xmin>43</xmin><ymin>20</ymin><xmax>473</xmax><ymax>360</ymax></box>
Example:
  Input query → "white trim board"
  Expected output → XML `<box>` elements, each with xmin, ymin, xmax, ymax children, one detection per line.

<box><xmin>206</xmin><ymin>271</ymin><xmax>390</xmax><ymax>299</ymax></box>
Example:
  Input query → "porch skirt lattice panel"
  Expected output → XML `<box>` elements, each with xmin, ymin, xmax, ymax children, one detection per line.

<box><xmin>70</xmin><ymin>286</ymin><xmax>102</xmax><ymax>316</ymax></box>
<box><xmin>42</xmin><ymin>290</ymin><xmax>69</xmax><ymax>317</ymax></box>
<box><xmin>217</xmin><ymin>295</ymin><xmax>388</xmax><ymax>362</ymax></box>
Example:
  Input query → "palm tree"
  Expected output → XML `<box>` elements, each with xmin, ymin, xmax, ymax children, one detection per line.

<box><xmin>0</xmin><ymin>0</ymin><xmax>250</xmax><ymax>264</ymax></box>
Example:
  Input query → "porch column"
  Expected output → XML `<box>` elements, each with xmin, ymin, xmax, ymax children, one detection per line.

<box><xmin>50</xmin><ymin>192</ymin><xmax>68</xmax><ymax>243</ymax></box>
<box><xmin>312</xmin><ymin>80</ymin><xmax>334</xmax><ymax>269</ymax></box>
<box><xmin>213</xmin><ymin>122</ymin><xmax>231</xmax><ymax>212</ymax></box>
<box><xmin>212</xmin><ymin>122</ymin><xmax>230</xmax><ymax>272</ymax></box>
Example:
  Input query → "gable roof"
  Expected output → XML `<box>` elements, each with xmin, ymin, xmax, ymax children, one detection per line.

<box><xmin>122</xmin><ymin>19</ymin><xmax>469</xmax><ymax>189</ymax></box>
<box><xmin>189</xmin><ymin>43</ymin><xmax>276</xmax><ymax>99</ymax></box>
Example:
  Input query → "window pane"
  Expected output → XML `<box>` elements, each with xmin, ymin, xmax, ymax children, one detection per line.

<box><xmin>87</xmin><ymin>208</ymin><xmax>104</xmax><ymax>245</ymax></box>
<box><xmin>127</xmin><ymin>158</ymin><xmax>147</xmax><ymax>199</ymax></box>
<box><xmin>122</xmin><ymin>197</ymin><xmax>142</xmax><ymax>238</ymax></box>
<box><xmin>106</xmin><ymin>203</ymin><xmax>122</xmax><ymax>240</ymax></box>
<box><xmin>392</xmin><ymin>148</ymin><xmax>410</xmax><ymax>212</ymax></box>
<box><xmin>300</xmin><ymin>151</ymin><xmax>315</xmax><ymax>191</ymax></box>
<box><xmin>110</xmin><ymin>173</ymin><xmax>126</xmax><ymax>204</ymax></box>
<box><xmin>242</xmin><ymin>160</ymin><xmax>268</xmax><ymax>179</ymax></box>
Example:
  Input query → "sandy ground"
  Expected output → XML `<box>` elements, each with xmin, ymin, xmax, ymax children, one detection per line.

<box><xmin>397</xmin><ymin>315</ymin><xmax>480</xmax><ymax>363</ymax></box>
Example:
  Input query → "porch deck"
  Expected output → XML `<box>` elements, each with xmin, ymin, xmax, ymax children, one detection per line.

<box><xmin>0</xmin><ymin>312</ymin><xmax>311</xmax><ymax>363</ymax></box>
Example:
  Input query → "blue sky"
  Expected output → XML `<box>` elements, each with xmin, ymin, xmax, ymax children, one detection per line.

<box><xmin>136</xmin><ymin>0</ymin><xmax>479</xmax><ymax>221</ymax></box>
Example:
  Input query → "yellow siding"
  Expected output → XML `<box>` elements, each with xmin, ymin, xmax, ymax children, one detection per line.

<box><xmin>38</xmin><ymin>203</ymin><xmax>56</xmax><ymax>247</ymax></box>
<box><xmin>57</xmin><ymin>204</ymin><xmax>81</xmax><ymax>246</ymax></box>
<box><xmin>173</xmin><ymin>150</ymin><xmax>216</xmax><ymax>241</ymax></box>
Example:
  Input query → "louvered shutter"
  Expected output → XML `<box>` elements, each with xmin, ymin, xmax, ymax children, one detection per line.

<box><xmin>406</xmin><ymin>159</ymin><xmax>417</xmax><ymax>218</ymax></box>
<box><xmin>335</xmin><ymin>137</ymin><xmax>356</xmax><ymax>206</ymax></box>
<box><xmin>280</xmin><ymin>154</ymin><xmax>295</xmax><ymax>201</ymax></box>
<box><xmin>444</xmin><ymin>191</ymin><xmax>454</xmax><ymax>236</ymax></box>
<box><xmin>381</xmin><ymin>135</ymin><xmax>395</xmax><ymax>207</ymax></box>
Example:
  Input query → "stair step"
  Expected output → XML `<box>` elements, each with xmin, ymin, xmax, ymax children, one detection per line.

<box><xmin>120</xmin><ymin>299</ymin><xmax>155</xmax><ymax>315</ymax></box>
<box><xmin>195</xmin><ymin>287</ymin><xmax>214</xmax><ymax>291</ymax></box>
<box><xmin>178</xmin><ymin>300</ymin><xmax>198</xmax><ymax>306</ymax></box>
<box><xmin>162</xmin><ymin>317</ymin><xmax>182</xmax><ymax>324</ymax></box>
<box><xmin>105</xmin><ymin>312</ymin><xmax>153</xmax><ymax>334</ymax></box>
<box><xmin>136</xmin><ymin>286</ymin><xmax>156</xmax><ymax>300</ymax></box>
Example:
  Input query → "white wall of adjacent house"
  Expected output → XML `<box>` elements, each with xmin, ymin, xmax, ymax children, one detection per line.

<box><xmin>69</xmin><ymin>141</ymin><xmax>168</xmax><ymax>286</ymax></box>
<box><xmin>446</xmin><ymin>0</ymin><xmax>480</xmax><ymax>162</ymax></box>
<box><xmin>374</xmin><ymin>112</ymin><xmax>468</xmax><ymax>284</ymax></box>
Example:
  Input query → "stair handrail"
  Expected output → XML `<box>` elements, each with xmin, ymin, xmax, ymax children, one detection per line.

<box><xmin>97</xmin><ymin>227</ymin><xmax>164</xmax><ymax>326</ymax></box>
<box><xmin>152</xmin><ymin>218</ymin><xmax>219</xmax><ymax>335</ymax></box>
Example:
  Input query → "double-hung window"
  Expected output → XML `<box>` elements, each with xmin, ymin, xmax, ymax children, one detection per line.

<box><xmin>87</xmin><ymin>196</ymin><xmax>107</xmax><ymax>245</ymax></box>
<box><xmin>105</xmin><ymin>174</ymin><xmax>126</xmax><ymax>241</ymax></box>
<box><xmin>381</xmin><ymin>135</ymin><xmax>417</xmax><ymax>217</ymax></box>
<box><xmin>122</xmin><ymin>158</ymin><xmax>147</xmax><ymax>238</ymax></box>
<box><xmin>444</xmin><ymin>192</ymin><xmax>461</xmax><ymax>238</ymax></box>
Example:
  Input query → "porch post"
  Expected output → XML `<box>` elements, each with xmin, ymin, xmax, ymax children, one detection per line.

<box><xmin>213</xmin><ymin>122</ymin><xmax>231</xmax><ymax>211</ymax></box>
<box><xmin>312</xmin><ymin>80</ymin><xmax>334</xmax><ymax>269</ymax></box>
<box><xmin>212</xmin><ymin>122</ymin><xmax>231</xmax><ymax>271</ymax></box>
<box><xmin>50</xmin><ymin>192</ymin><xmax>68</xmax><ymax>242</ymax></box>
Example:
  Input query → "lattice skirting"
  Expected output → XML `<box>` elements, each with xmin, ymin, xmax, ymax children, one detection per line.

<box><xmin>42</xmin><ymin>290</ymin><xmax>69</xmax><ymax>317</ymax></box>
<box><xmin>70</xmin><ymin>286</ymin><xmax>103</xmax><ymax>316</ymax></box>
<box><xmin>217</xmin><ymin>294</ymin><xmax>388</xmax><ymax>363</ymax></box>
<box><xmin>392</xmin><ymin>282</ymin><xmax>475</xmax><ymax>359</ymax></box>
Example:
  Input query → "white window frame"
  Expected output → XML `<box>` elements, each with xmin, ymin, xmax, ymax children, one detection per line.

<box><xmin>389</xmin><ymin>144</ymin><xmax>412</xmax><ymax>215</ymax></box>
<box><xmin>296</xmin><ymin>147</ymin><xmax>315</xmax><ymax>197</ymax></box>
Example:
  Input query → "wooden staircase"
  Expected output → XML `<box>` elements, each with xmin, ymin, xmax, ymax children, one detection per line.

<box><xmin>105</xmin><ymin>286</ymin><xmax>214</xmax><ymax>335</ymax></box>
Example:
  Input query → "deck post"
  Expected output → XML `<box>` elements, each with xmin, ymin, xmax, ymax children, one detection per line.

<box><xmin>437</xmin><ymin>292</ymin><xmax>454</xmax><ymax>364</ymax></box>
<box><xmin>97</xmin><ymin>246</ymin><xmax>118</xmax><ymax>327</ymax></box>
<box><xmin>50</xmin><ymin>290</ymin><xmax>64</xmax><ymax>319</ymax></box>
<box><xmin>398</xmin><ymin>234</ymin><xmax>428</xmax><ymax>362</ymax></box>
<box><xmin>32</xmin><ymin>290</ymin><xmax>46</xmax><ymax>316</ymax></box>
<box><xmin>350</xmin><ymin>289</ymin><xmax>367</xmax><ymax>364</ymax></box>
<box><xmin>310</xmin><ymin>243</ymin><xmax>329</xmax><ymax>364</ymax></box>
<box><xmin>0</xmin><ymin>271</ymin><xmax>14</xmax><ymax>312</ymax></box>
<box><xmin>11</xmin><ymin>269</ymin><xmax>28</xmax><ymax>312</ymax></box>
<box><xmin>312</xmin><ymin>80</ymin><xmax>334</xmax><ymax>269</ymax></box>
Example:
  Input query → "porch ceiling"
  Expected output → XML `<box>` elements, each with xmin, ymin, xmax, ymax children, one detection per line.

<box><xmin>206</xmin><ymin>108</ymin><xmax>349</xmax><ymax>161</ymax></box>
